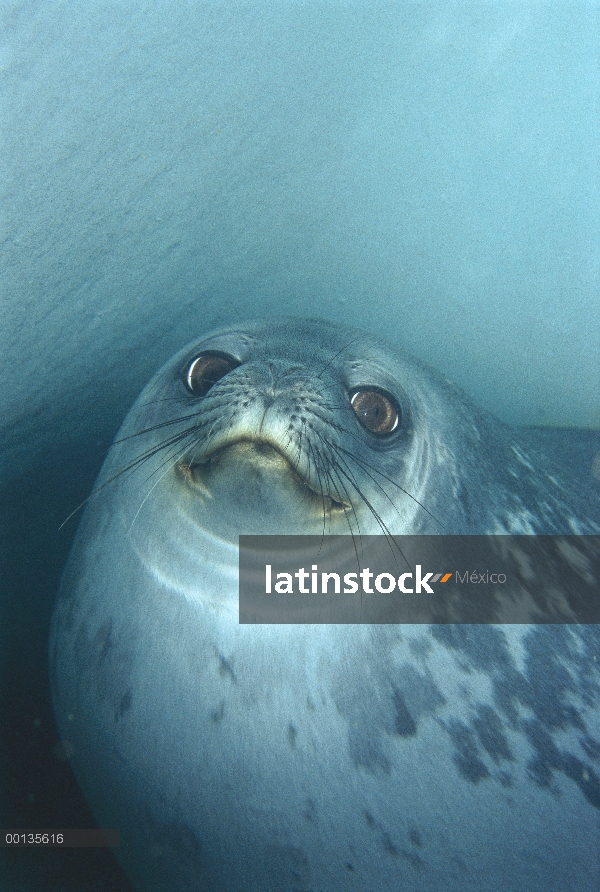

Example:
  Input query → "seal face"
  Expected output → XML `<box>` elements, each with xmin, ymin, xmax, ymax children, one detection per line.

<box><xmin>50</xmin><ymin>319</ymin><xmax>600</xmax><ymax>892</ymax></box>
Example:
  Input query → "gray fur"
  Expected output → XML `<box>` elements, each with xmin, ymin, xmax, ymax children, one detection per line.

<box><xmin>50</xmin><ymin>319</ymin><xmax>600</xmax><ymax>891</ymax></box>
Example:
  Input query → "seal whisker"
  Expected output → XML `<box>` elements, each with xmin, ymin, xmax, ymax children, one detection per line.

<box><xmin>315</xmin><ymin>337</ymin><xmax>360</xmax><ymax>379</ymax></box>
<box><xmin>129</xmin><ymin>396</ymin><xmax>238</xmax><ymax>439</ymax></box>
<box><xmin>305</xmin><ymin>434</ymin><xmax>329</xmax><ymax>542</ymax></box>
<box><xmin>136</xmin><ymin>431</ymin><xmax>202</xmax><ymax>487</ymax></box>
<box><xmin>134</xmin><ymin>395</ymin><xmax>204</xmax><ymax>408</ymax></box>
<box><xmin>318</xmin><ymin>453</ymin><xmax>366</xmax><ymax>616</ymax></box>
<box><xmin>199</xmin><ymin>398</ymin><xmax>241</xmax><ymax>455</ymax></box>
<box><xmin>309</xmin><ymin>433</ymin><xmax>363</xmax><ymax>539</ymax></box>
<box><xmin>111</xmin><ymin>427</ymin><xmax>201</xmax><ymax>478</ymax></box>
<box><xmin>58</xmin><ymin>426</ymin><xmax>201</xmax><ymax>530</ymax></box>
<box><xmin>317</xmin><ymin>433</ymin><xmax>409</xmax><ymax>570</ymax></box>
<box><xmin>333</xmin><ymin>440</ymin><xmax>443</xmax><ymax>528</ymax></box>
<box><xmin>114</xmin><ymin>413</ymin><xmax>203</xmax><ymax>443</ymax></box>
<box><xmin>127</xmin><ymin>436</ymin><xmax>200</xmax><ymax>532</ymax></box>
<box><xmin>313</xmin><ymin>441</ymin><xmax>367</xmax><ymax>581</ymax></box>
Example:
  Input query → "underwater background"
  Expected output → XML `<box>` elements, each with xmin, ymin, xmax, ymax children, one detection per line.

<box><xmin>1</xmin><ymin>2</ymin><xmax>599</xmax><ymax>890</ymax></box>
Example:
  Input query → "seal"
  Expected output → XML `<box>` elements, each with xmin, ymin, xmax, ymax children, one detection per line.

<box><xmin>50</xmin><ymin>318</ymin><xmax>600</xmax><ymax>891</ymax></box>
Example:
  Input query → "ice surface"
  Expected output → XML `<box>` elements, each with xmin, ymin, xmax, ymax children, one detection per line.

<box><xmin>2</xmin><ymin>1</ymin><xmax>599</xmax><ymax>482</ymax></box>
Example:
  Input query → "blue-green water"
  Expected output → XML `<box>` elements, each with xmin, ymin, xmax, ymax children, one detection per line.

<box><xmin>1</xmin><ymin>2</ymin><xmax>599</xmax><ymax>890</ymax></box>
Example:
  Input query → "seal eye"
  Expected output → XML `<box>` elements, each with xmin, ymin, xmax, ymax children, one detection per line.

<box><xmin>185</xmin><ymin>352</ymin><xmax>240</xmax><ymax>396</ymax></box>
<box><xmin>350</xmin><ymin>389</ymin><xmax>400</xmax><ymax>435</ymax></box>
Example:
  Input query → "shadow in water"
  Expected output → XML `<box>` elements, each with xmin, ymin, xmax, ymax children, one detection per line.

<box><xmin>0</xmin><ymin>434</ymin><xmax>133</xmax><ymax>891</ymax></box>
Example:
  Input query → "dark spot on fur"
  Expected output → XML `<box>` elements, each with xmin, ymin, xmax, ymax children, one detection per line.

<box><xmin>522</xmin><ymin>628</ymin><xmax>585</xmax><ymax>732</ymax></box>
<box><xmin>525</xmin><ymin>722</ymin><xmax>600</xmax><ymax>809</ymax></box>
<box><xmin>214</xmin><ymin>648</ymin><xmax>237</xmax><ymax>684</ymax></box>
<box><xmin>563</xmin><ymin>755</ymin><xmax>600</xmax><ymax>810</ymax></box>
<box><xmin>408</xmin><ymin>636</ymin><xmax>432</xmax><ymax>658</ymax></box>
<box><xmin>115</xmin><ymin>688</ymin><xmax>132</xmax><ymax>722</ymax></box>
<box><xmin>399</xmin><ymin>664</ymin><xmax>447</xmax><ymax>718</ymax></box>
<box><xmin>409</xmin><ymin>827</ymin><xmax>422</xmax><ymax>848</ymax></box>
<box><xmin>392</xmin><ymin>687</ymin><xmax>417</xmax><ymax>737</ymax></box>
<box><xmin>288</xmin><ymin>723</ymin><xmax>298</xmax><ymax>748</ymax></box>
<box><xmin>349</xmin><ymin>732</ymin><xmax>390</xmax><ymax>774</ymax></box>
<box><xmin>211</xmin><ymin>701</ymin><xmax>225</xmax><ymax>724</ymax></box>
<box><xmin>447</xmin><ymin>719</ymin><xmax>490</xmax><ymax>783</ymax></box>
<box><xmin>303</xmin><ymin>798</ymin><xmax>316</xmax><ymax>822</ymax></box>
<box><xmin>472</xmin><ymin>703</ymin><xmax>513</xmax><ymax>764</ymax></box>
<box><xmin>363</xmin><ymin>811</ymin><xmax>400</xmax><ymax>858</ymax></box>
<box><xmin>524</xmin><ymin>719</ymin><xmax>562</xmax><ymax>788</ymax></box>
<box><xmin>528</xmin><ymin>755</ymin><xmax>553</xmax><ymax>788</ymax></box>
<box><xmin>498</xmin><ymin>770</ymin><xmax>513</xmax><ymax>788</ymax></box>
<box><xmin>346</xmin><ymin>862</ymin><xmax>355</xmax><ymax>871</ymax></box>
<box><xmin>453</xmin><ymin>854</ymin><xmax>468</xmax><ymax>872</ymax></box>
<box><xmin>402</xmin><ymin>848</ymin><xmax>425</xmax><ymax>869</ymax></box>
<box><xmin>432</xmin><ymin>625</ymin><xmax>599</xmax><ymax>808</ymax></box>
<box><xmin>94</xmin><ymin>619</ymin><xmax>113</xmax><ymax>665</ymax></box>
<box><xmin>381</xmin><ymin>831</ymin><xmax>397</xmax><ymax>856</ymax></box>
<box><xmin>580</xmin><ymin>734</ymin><xmax>600</xmax><ymax>761</ymax></box>
<box><xmin>432</xmin><ymin>625</ymin><xmax>511</xmax><ymax>673</ymax></box>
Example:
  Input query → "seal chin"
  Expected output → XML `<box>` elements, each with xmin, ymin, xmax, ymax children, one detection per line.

<box><xmin>176</xmin><ymin>439</ymin><xmax>349</xmax><ymax>536</ymax></box>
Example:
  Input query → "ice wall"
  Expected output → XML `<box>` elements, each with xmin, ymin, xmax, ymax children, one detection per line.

<box><xmin>2</xmin><ymin>0</ymin><xmax>599</xmax><ymax>480</ymax></box>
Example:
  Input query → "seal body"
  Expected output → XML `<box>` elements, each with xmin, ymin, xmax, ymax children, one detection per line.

<box><xmin>50</xmin><ymin>319</ymin><xmax>600</xmax><ymax>891</ymax></box>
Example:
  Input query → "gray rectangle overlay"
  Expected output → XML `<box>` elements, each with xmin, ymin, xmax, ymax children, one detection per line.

<box><xmin>1</xmin><ymin>829</ymin><xmax>120</xmax><ymax>847</ymax></box>
<box><xmin>239</xmin><ymin>535</ymin><xmax>600</xmax><ymax>624</ymax></box>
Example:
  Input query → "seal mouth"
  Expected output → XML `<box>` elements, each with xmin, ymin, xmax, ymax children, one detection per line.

<box><xmin>176</xmin><ymin>438</ymin><xmax>350</xmax><ymax>513</ymax></box>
